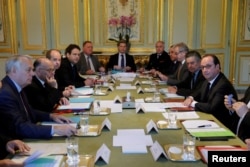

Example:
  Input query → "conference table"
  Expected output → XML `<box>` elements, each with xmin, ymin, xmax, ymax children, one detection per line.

<box><xmin>25</xmin><ymin>74</ymin><xmax>246</xmax><ymax>167</ymax></box>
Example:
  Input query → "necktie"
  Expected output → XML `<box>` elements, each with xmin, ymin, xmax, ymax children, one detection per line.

<box><xmin>177</xmin><ymin>63</ymin><xmax>183</xmax><ymax>80</ymax></box>
<box><xmin>72</xmin><ymin>65</ymin><xmax>76</xmax><ymax>80</ymax></box>
<box><xmin>19</xmin><ymin>91</ymin><xmax>31</xmax><ymax>121</ymax></box>
<box><xmin>204</xmin><ymin>82</ymin><xmax>211</xmax><ymax>102</ymax></box>
<box><xmin>86</xmin><ymin>56</ymin><xmax>91</xmax><ymax>70</ymax></box>
<box><xmin>191</xmin><ymin>73</ymin><xmax>196</xmax><ymax>89</ymax></box>
<box><xmin>121</xmin><ymin>54</ymin><xmax>125</xmax><ymax>68</ymax></box>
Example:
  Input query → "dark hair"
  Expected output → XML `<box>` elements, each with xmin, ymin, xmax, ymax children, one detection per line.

<box><xmin>33</xmin><ymin>58</ymin><xmax>43</xmax><ymax>71</ymax></box>
<box><xmin>117</xmin><ymin>40</ymin><xmax>127</xmax><ymax>47</ymax></box>
<box><xmin>65</xmin><ymin>44</ymin><xmax>81</xmax><ymax>55</ymax></box>
<box><xmin>45</xmin><ymin>49</ymin><xmax>61</xmax><ymax>59</ymax></box>
<box><xmin>186</xmin><ymin>50</ymin><xmax>201</xmax><ymax>61</ymax></box>
<box><xmin>82</xmin><ymin>41</ymin><xmax>92</xmax><ymax>47</ymax></box>
<box><xmin>202</xmin><ymin>54</ymin><xmax>221</xmax><ymax>66</ymax></box>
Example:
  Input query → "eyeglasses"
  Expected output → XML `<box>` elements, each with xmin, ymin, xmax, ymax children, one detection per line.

<box><xmin>174</xmin><ymin>50</ymin><xmax>184</xmax><ymax>55</ymax></box>
<box><xmin>40</xmin><ymin>68</ymin><xmax>55</xmax><ymax>72</ymax></box>
<box><xmin>201</xmin><ymin>64</ymin><xmax>213</xmax><ymax>70</ymax></box>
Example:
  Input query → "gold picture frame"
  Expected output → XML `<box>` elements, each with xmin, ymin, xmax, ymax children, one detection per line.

<box><xmin>0</xmin><ymin>0</ymin><xmax>7</xmax><ymax>44</ymax></box>
<box><xmin>240</xmin><ymin>0</ymin><xmax>250</xmax><ymax>44</ymax></box>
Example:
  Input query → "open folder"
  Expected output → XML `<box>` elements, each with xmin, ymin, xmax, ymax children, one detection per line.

<box><xmin>181</xmin><ymin>120</ymin><xmax>236</xmax><ymax>141</ymax></box>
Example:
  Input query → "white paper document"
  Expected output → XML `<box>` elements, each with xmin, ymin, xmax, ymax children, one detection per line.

<box><xmin>165</xmin><ymin>93</ymin><xmax>184</xmax><ymax>99</ymax></box>
<box><xmin>116</xmin><ymin>85</ymin><xmax>137</xmax><ymax>90</ymax></box>
<box><xmin>57</xmin><ymin>103</ymin><xmax>91</xmax><ymax>110</ymax></box>
<box><xmin>122</xmin><ymin>144</ymin><xmax>148</xmax><ymax>153</ymax></box>
<box><xmin>161</xmin><ymin>102</ymin><xmax>187</xmax><ymax>108</ymax></box>
<box><xmin>100</xmin><ymin>100</ymin><xmax>122</xmax><ymax>113</ymax></box>
<box><xmin>118</xmin><ymin>78</ymin><xmax>135</xmax><ymax>82</ymax></box>
<box><xmin>181</xmin><ymin>120</ymin><xmax>220</xmax><ymax>129</ymax></box>
<box><xmin>139</xmin><ymin>103</ymin><xmax>166</xmax><ymax>112</ymax></box>
<box><xmin>162</xmin><ymin>111</ymin><xmax>200</xmax><ymax>120</ymax></box>
<box><xmin>71</xmin><ymin>87</ymin><xmax>94</xmax><ymax>96</ymax></box>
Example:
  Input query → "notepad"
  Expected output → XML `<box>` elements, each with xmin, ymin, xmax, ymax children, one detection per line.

<box><xmin>69</xmin><ymin>97</ymin><xmax>95</xmax><ymax>103</ymax></box>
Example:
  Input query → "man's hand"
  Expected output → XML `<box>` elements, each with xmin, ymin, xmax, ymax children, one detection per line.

<box><xmin>125</xmin><ymin>66</ymin><xmax>131</xmax><ymax>71</ymax></box>
<box><xmin>84</xmin><ymin>78</ymin><xmax>94</xmax><ymax>86</ymax></box>
<box><xmin>224</xmin><ymin>95</ymin><xmax>236</xmax><ymax>110</ymax></box>
<box><xmin>99</xmin><ymin>67</ymin><xmax>105</xmax><ymax>72</ymax></box>
<box><xmin>245</xmin><ymin>138</ymin><xmax>250</xmax><ymax>150</ymax></box>
<box><xmin>0</xmin><ymin>159</ymin><xmax>24</xmax><ymax>167</ymax></box>
<box><xmin>168</xmin><ymin>86</ymin><xmax>177</xmax><ymax>93</ymax></box>
<box><xmin>232</xmin><ymin>102</ymin><xmax>249</xmax><ymax>118</ymax></box>
<box><xmin>46</xmin><ymin>76</ymin><xmax>58</xmax><ymax>88</ymax></box>
<box><xmin>183</xmin><ymin>97</ymin><xmax>193</xmax><ymax>106</ymax></box>
<box><xmin>86</xmin><ymin>70</ymin><xmax>95</xmax><ymax>75</ymax></box>
<box><xmin>6</xmin><ymin>140</ymin><xmax>30</xmax><ymax>154</ymax></box>
<box><xmin>53</xmin><ymin>124</ymin><xmax>77</xmax><ymax>137</ymax></box>
<box><xmin>113</xmin><ymin>65</ymin><xmax>121</xmax><ymax>70</ymax></box>
<box><xmin>59</xmin><ymin>97</ymin><xmax>70</xmax><ymax>105</ymax></box>
<box><xmin>62</xmin><ymin>89</ymin><xmax>71</xmax><ymax>97</ymax></box>
<box><xmin>50</xmin><ymin>114</ymin><xmax>72</xmax><ymax>124</ymax></box>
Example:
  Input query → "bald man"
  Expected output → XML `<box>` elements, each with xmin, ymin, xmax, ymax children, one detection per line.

<box><xmin>24</xmin><ymin>58</ymin><xmax>69</xmax><ymax>113</ymax></box>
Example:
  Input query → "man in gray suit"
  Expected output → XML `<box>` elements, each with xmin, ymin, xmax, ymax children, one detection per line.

<box><xmin>77</xmin><ymin>41</ymin><xmax>105</xmax><ymax>75</ymax></box>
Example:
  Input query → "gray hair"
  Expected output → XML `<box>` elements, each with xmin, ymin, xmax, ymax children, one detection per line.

<box><xmin>5</xmin><ymin>55</ymin><xmax>32</xmax><ymax>74</ymax></box>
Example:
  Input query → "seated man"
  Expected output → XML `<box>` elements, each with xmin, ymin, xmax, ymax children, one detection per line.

<box><xmin>224</xmin><ymin>86</ymin><xmax>250</xmax><ymax>141</ymax></box>
<box><xmin>156</xmin><ymin>42</ymin><xmax>190</xmax><ymax>86</ymax></box>
<box><xmin>0</xmin><ymin>135</ymin><xmax>30</xmax><ymax>165</ymax></box>
<box><xmin>55</xmin><ymin>44</ymin><xmax>94</xmax><ymax>90</ymax></box>
<box><xmin>23</xmin><ymin>58</ymin><xmax>69</xmax><ymax>112</ymax></box>
<box><xmin>106</xmin><ymin>40</ymin><xmax>136</xmax><ymax>72</ymax></box>
<box><xmin>168</xmin><ymin>50</ymin><xmax>205</xmax><ymax>97</ymax></box>
<box><xmin>77</xmin><ymin>41</ymin><xmax>105</xmax><ymax>75</ymax></box>
<box><xmin>0</xmin><ymin>55</ymin><xmax>77</xmax><ymax>139</ymax></box>
<box><xmin>141</xmin><ymin>41</ymin><xmax>172</xmax><ymax>74</ymax></box>
<box><xmin>164</xmin><ymin>44</ymin><xmax>179</xmax><ymax>75</ymax></box>
<box><xmin>46</xmin><ymin>49</ymin><xmax>74</xmax><ymax>97</ymax></box>
<box><xmin>183</xmin><ymin>54</ymin><xmax>238</xmax><ymax>130</ymax></box>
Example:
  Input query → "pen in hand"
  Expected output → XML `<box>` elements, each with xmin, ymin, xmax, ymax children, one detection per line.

<box><xmin>197</xmin><ymin>124</ymin><xmax>212</xmax><ymax>128</ymax></box>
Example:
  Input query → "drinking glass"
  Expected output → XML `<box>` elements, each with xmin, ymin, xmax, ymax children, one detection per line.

<box><xmin>182</xmin><ymin>134</ymin><xmax>196</xmax><ymax>160</ymax></box>
<box><xmin>80</xmin><ymin>113</ymin><xmax>89</xmax><ymax>134</ymax></box>
<box><xmin>168</xmin><ymin>110</ymin><xmax>177</xmax><ymax>128</ymax></box>
<box><xmin>66</xmin><ymin>137</ymin><xmax>79</xmax><ymax>164</ymax></box>
<box><xmin>93</xmin><ymin>100</ymin><xmax>101</xmax><ymax>114</ymax></box>
<box><xmin>95</xmin><ymin>82</ymin><xmax>102</xmax><ymax>94</ymax></box>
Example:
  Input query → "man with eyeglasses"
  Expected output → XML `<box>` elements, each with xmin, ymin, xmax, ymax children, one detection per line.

<box><xmin>156</xmin><ymin>42</ymin><xmax>190</xmax><ymax>86</ymax></box>
<box><xmin>183</xmin><ymin>54</ymin><xmax>238</xmax><ymax>131</ymax></box>
<box><xmin>24</xmin><ymin>58</ymin><xmax>69</xmax><ymax>112</ymax></box>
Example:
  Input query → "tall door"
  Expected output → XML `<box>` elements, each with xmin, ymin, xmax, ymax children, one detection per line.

<box><xmin>15</xmin><ymin>0</ymin><xmax>81</xmax><ymax>56</ymax></box>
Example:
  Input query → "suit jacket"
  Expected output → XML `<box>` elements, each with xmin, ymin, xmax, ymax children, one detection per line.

<box><xmin>106</xmin><ymin>53</ymin><xmax>136</xmax><ymax>72</ymax></box>
<box><xmin>238</xmin><ymin>112</ymin><xmax>250</xmax><ymax>141</ymax></box>
<box><xmin>240</xmin><ymin>86</ymin><xmax>250</xmax><ymax>103</ymax></box>
<box><xmin>167</xmin><ymin>62</ymin><xmax>189</xmax><ymax>86</ymax></box>
<box><xmin>146</xmin><ymin>51</ymin><xmax>172</xmax><ymax>74</ymax></box>
<box><xmin>77</xmin><ymin>53</ymin><xmax>102</xmax><ymax>75</ymax></box>
<box><xmin>0</xmin><ymin>76</ymin><xmax>52</xmax><ymax>139</ymax></box>
<box><xmin>55</xmin><ymin>58</ymin><xmax>86</xmax><ymax>90</ymax></box>
<box><xmin>23</xmin><ymin>76</ymin><xmax>63</xmax><ymax>112</ymax></box>
<box><xmin>165</xmin><ymin>61</ymin><xmax>179</xmax><ymax>76</ymax></box>
<box><xmin>0</xmin><ymin>135</ymin><xmax>11</xmax><ymax>159</ymax></box>
<box><xmin>176</xmin><ymin>70</ymin><xmax>206</xmax><ymax>97</ymax></box>
<box><xmin>192</xmin><ymin>72</ymin><xmax>238</xmax><ymax>130</ymax></box>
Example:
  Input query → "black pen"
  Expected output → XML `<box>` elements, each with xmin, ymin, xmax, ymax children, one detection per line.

<box><xmin>197</xmin><ymin>124</ymin><xmax>212</xmax><ymax>128</ymax></box>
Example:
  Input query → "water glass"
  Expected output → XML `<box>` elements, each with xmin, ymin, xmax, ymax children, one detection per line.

<box><xmin>168</xmin><ymin>110</ymin><xmax>177</xmax><ymax>127</ymax></box>
<box><xmin>93</xmin><ymin>100</ymin><xmax>101</xmax><ymax>114</ymax></box>
<box><xmin>183</xmin><ymin>134</ymin><xmax>196</xmax><ymax>160</ymax></box>
<box><xmin>153</xmin><ymin>91</ymin><xmax>160</xmax><ymax>102</ymax></box>
<box><xmin>80</xmin><ymin>113</ymin><xmax>89</xmax><ymax>134</ymax></box>
<box><xmin>66</xmin><ymin>137</ymin><xmax>79</xmax><ymax>164</ymax></box>
<box><xmin>95</xmin><ymin>82</ymin><xmax>102</xmax><ymax>94</ymax></box>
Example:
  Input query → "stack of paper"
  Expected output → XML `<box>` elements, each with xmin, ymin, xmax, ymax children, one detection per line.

<box><xmin>57</xmin><ymin>103</ymin><xmax>91</xmax><ymax>110</ymax></box>
<box><xmin>71</xmin><ymin>87</ymin><xmax>94</xmax><ymax>96</ymax></box>
<box><xmin>138</xmin><ymin>103</ymin><xmax>166</xmax><ymax>112</ymax></box>
<box><xmin>113</xmin><ymin>129</ymin><xmax>153</xmax><ymax>153</ymax></box>
<box><xmin>181</xmin><ymin>120</ymin><xmax>235</xmax><ymax>140</ymax></box>
<box><xmin>162</xmin><ymin>111</ymin><xmax>199</xmax><ymax>120</ymax></box>
<box><xmin>100</xmin><ymin>100</ymin><xmax>122</xmax><ymax>113</ymax></box>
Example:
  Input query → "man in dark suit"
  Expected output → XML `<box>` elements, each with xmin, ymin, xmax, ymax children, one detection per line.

<box><xmin>55</xmin><ymin>44</ymin><xmax>94</xmax><ymax>90</ymax></box>
<box><xmin>183</xmin><ymin>54</ymin><xmax>238</xmax><ymax>130</ymax></box>
<box><xmin>142</xmin><ymin>41</ymin><xmax>172</xmax><ymax>74</ymax></box>
<box><xmin>46</xmin><ymin>49</ymin><xmax>73</xmax><ymax>97</ymax></box>
<box><xmin>23</xmin><ymin>58</ymin><xmax>69</xmax><ymax>112</ymax></box>
<box><xmin>77</xmin><ymin>41</ymin><xmax>105</xmax><ymax>75</ymax></box>
<box><xmin>168</xmin><ymin>50</ymin><xmax>206</xmax><ymax>97</ymax></box>
<box><xmin>157</xmin><ymin>42</ymin><xmax>190</xmax><ymax>86</ymax></box>
<box><xmin>106</xmin><ymin>40</ymin><xmax>136</xmax><ymax>72</ymax></box>
<box><xmin>0</xmin><ymin>55</ymin><xmax>77</xmax><ymax>139</ymax></box>
<box><xmin>224</xmin><ymin>86</ymin><xmax>250</xmax><ymax>141</ymax></box>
